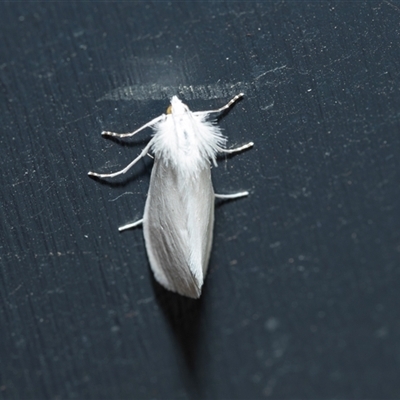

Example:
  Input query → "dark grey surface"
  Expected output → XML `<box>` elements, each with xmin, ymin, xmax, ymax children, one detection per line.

<box><xmin>1</xmin><ymin>2</ymin><xmax>400</xmax><ymax>399</ymax></box>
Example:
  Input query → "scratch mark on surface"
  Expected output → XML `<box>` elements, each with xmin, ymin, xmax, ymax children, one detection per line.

<box><xmin>64</xmin><ymin>108</ymin><xmax>103</xmax><ymax>127</ymax></box>
<box><xmin>254</xmin><ymin>65</ymin><xmax>287</xmax><ymax>80</ymax></box>
<box><xmin>109</xmin><ymin>192</ymin><xmax>136</xmax><ymax>202</ymax></box>
<box><xmin>9</xmin><ymin>284</ymin><xmax>23</xmax><ymax>296</ymax></box>
<box><xmin>130</xmin><ymin>31</ymin><xmax>164</xmax><ymax>42</ymax></box>
<box><xmin>137</xmin><ymin>297</ymin><xmax>153</xmax><ymax>305</ymax></box>
<box><xmin>260</xmin><ymin>101</ymin><xmax>275</xmax><ymax>111</ymax></box>
<box><xmin>44</xmin><ymin>182</ymin><xmax>55</xmax><ymax>193</ymax></box>
<box><xmin>384</xmin><ymin>0</ymin><xmax>400</xmax><ymax>12</ymax></box>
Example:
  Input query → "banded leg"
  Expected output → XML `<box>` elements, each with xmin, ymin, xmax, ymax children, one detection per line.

<box><xmin>102</xmin><ymin>115</ymin><xmax>164</xmax><ymax>138</ymax></box>
<box><xmin>215</xmin><ymin>192</ymin><xmax>249</xmax><ymax>200</ymax></box>
<box><xmin>220</xmin><ymin>142</ymin><xmax>254</xmax><ymax>154</ymax></box>
<box><xmin>88</xmin><ymin>139</ymin><xmax>153</xmax><ymax>178</ymax></box>
<box><xmin>193</xmin><ymin>93</ymin><xmax>244</xmax><ymax>116</ymax></box>
<box><xmin>119</xmin><ymin>218</ymin><xmax>143</xmax><ymax>232</ymax></box>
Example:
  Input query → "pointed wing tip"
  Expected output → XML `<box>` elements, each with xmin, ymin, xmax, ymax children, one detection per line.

<box><xmin>173</xmin><ymin>278</ymin><xmax>203</xmax><ymax>299</ymax></box>
<box><xmin>176</xmin><ymin>282</ymin><xmax>203</xmax><ymax>299</ymax></box>
<box><xmin>153</xmin><ymin>274</ymin><xmax>203</xmax><ymax>299</ymax></box>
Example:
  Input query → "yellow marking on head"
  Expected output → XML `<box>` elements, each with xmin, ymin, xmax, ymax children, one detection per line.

<box><xmin>166</xmin><ymin>104</ymin><xmax>172</xmax><ymax>114</ymax></box>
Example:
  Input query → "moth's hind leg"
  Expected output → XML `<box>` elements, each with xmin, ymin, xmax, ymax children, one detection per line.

<box><xmin>220</xmin><ymin>142</ymin><xmax>254</xmax><ymax>154</ymax></box>
<box><xmin>119</xmin><ymin>218</ymin><xmax>143</xmax><ymax>232</ymax></box>
<box><xmin>215</xmin><ymin>192</ymin><xmax>249</xmax><ymax>200</ymax></box>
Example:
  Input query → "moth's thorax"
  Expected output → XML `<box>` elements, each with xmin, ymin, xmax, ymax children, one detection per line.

<box><xmin>151</xmin><ymin>96</ymin><xmax>226</xmax><ymax>177</ymax></box>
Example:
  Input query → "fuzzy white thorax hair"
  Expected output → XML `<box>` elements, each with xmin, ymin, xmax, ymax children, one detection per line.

<box><xmin>150</xmin><ymin>96</ymin><xmax>226</xmax><ymax>177</ymax></box>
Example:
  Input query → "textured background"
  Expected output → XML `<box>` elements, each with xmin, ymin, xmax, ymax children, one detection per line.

<box><xmin>1</xmin><ymin>2</ymin><xmax>400</xmax><ymax>399</ymax></box>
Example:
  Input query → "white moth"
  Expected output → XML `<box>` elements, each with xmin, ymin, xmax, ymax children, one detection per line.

<box><xmin>88</xmin><ymin>93</ymin><xmax>253</xmax><ymax>298</ymax></box>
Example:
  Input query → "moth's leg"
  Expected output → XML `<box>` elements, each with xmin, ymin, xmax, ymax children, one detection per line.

<box><xmin>102</xmin><ymin>115</ymin><xmax>165</xmax><ymax>138</ymax></box>
<box><xmin>220</xmin><ymin>141</ymin><xmax>254</xmax><ymax>154</ymax></box>
<box><xmin>88</xmin><ymin>140</ymin><xmax>153</xmax><ymax>178</ymax></box>
<box><xmin>119</xmin><ymin>218</ymin><xmax>143</xmax><ymax>232</ymax></box>
<box><xmin>215</xmin><ymin>192</ymin><xmax>249</xmax><ymax>200</ymax></box>
<box><xmin>193</xmin><ymin>93</ymin><xmax>244</xmax><ymax>116</ymax></box>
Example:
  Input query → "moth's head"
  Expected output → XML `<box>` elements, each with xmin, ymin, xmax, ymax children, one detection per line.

<box><xmin>166</xmin><ymin>96</ymin><xmax>189</xmax><ymax>115</ymax></box>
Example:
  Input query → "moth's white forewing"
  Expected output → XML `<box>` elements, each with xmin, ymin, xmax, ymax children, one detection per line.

<box><xmin>143</xmin><ymin>159</ymin><xmax>214</xmax><ymax>298</ymax></box>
